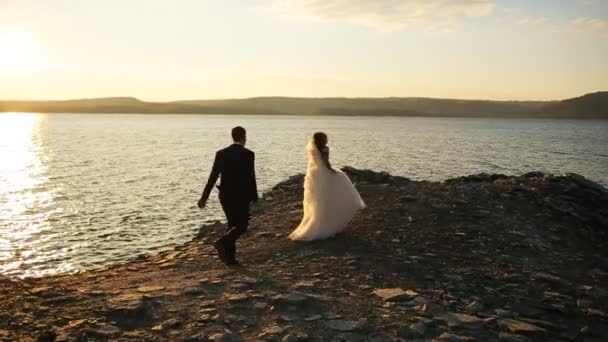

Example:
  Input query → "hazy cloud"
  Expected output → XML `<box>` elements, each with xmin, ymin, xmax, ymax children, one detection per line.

<box><xmin>570</xmin><ymin>17</ymin><xmax>608</xmax><ymax>32</ymax></box>
<box><xmin>517</xmin><ymin>16</ymin><xmax>549</xmax><ymax>26</ymax></box>
<box><xmin>576</xmin><ymin>0</ymin><xmax>598</xmax><ymax>5</ymax></box>
<box><xmin>261</xmin><ymin>0</ymin><xmax>495</xmax><ymax>32</ymax></box>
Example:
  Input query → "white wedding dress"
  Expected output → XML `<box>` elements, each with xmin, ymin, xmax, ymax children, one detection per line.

<box><xmin>289</xmin><ymin>139</ymin><xmax>366</xmax><ymax>241</ymax></box>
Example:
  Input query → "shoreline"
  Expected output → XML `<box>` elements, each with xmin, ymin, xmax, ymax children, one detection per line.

<box><xmin>4</xmin><ymin>169</ymin><xmax>606</xmax><ymax>281</ymax></box>
<box><xmin>1</xmin><ymin>167</ymin><xmax>607</xmax><ymax>341</ymax></box>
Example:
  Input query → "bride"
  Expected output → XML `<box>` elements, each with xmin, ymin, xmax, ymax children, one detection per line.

<box><xmin>289</xmin><ymin>132</ymin><xmax>366</xmax><ymax>241</ymax></box>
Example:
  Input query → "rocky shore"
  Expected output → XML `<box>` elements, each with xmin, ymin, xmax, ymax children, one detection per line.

<box><xmin>1</xmin><ymin>168</ymin><xmax>607</xmax><ymax>341</ymax></box>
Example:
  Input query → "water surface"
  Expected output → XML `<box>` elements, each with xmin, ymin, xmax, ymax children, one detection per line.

<box><xmin>1</xmin><ymin>113</ymin><xmax>606</xmax><ymax>277</ymax></box>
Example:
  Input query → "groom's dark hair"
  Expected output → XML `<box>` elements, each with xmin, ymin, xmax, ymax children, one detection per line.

<box><xmin>232</xmin><ymin>126</ymin><xmax>246</xmax><ymax>142</ymax></box>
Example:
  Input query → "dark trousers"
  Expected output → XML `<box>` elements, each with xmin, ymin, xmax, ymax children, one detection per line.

<box><xmin>218</xmin><ymin>194</ymin><xmax>250</xmax><ymax>261</ymax></box>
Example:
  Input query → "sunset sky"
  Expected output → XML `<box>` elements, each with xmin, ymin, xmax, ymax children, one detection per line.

<box><xmin>0</xmin><ymin>0</ymin><xmax>606</xmax><ymax>101</ymax></box>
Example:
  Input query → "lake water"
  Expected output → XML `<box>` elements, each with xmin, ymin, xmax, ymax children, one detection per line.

<box><xmin>1</xmin><ymin>113</ymin><xmax>607</xmax><ymax>277</ymax></box>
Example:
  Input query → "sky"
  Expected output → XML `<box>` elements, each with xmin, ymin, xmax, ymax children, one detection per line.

<box><xmin>0</xmin><ymin>0</ymin><xmax>606</xmax><ymax>101</ymax></box>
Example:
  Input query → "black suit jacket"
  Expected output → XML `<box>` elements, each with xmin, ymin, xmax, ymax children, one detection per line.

<box><xmin>201</xmin><ymin>144</ymin><xmax>258</xmax><ymax>203</ymax></box>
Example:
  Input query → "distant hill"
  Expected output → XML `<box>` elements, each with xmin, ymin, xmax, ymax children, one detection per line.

<box><xmin>536</xmin><ymin>92</ymin><xmax>608</xmax><ymax>118</ymax></box>
<box><xmin>0</xmin><ymin>97</ymin><xmax>268</xmax><ymax>115</ymax></box>
<box><xmin>175</xmin><ymin>97</ymin><xmax>548</xmax><ymax>117</ymax></box>
<box><xmin>1</xmin><ymin>92</ymin><xmax>606</xmax><ymax>118</ymax></box>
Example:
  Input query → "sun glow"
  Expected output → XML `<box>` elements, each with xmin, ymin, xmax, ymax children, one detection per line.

<box><xmin>0</xmin><ymin>32</ymin><xmax>38</xmax><ymax>72</ymax></box>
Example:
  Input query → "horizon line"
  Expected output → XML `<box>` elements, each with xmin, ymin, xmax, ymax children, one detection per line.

<box><xmin>2</xmin><ymin>90</ymin><xmax>606</xmax><ymax>103</ymax></box>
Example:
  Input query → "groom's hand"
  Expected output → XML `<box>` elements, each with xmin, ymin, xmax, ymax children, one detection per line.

<box><xmin>197</xmin><ymin>197</ymin><xmax>207</xmax><ymax>209</ymax></box>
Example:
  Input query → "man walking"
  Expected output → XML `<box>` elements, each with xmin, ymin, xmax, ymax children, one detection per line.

<box><xmin>198</xmin><ymin>126</ymin><xmax>258</xmax><ymax>265</ymax></box>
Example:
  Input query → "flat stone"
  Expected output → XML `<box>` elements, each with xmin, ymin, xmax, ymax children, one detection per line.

<box><xmin>518</xmin><ymin>318</ymin><xmax>558</xmax><ymax>331</ymax></box>
<box><xmin>253</xmin><ymin>301</ymin><xmax>268</xmax><ymax>309</ymax></box>
<box><xmin>262</xmin><ymin>325</ymin><xmax>287</xmax><ymax>335</ymax></box>
<box><xmin>162</xmin><ymin>318</ymin><xmax>182</xmax><ymax>329</ymax></box>
<box><xmin>531</xmin><ymin>272</ymin><xmax>571</xmax><ymax>286</ymax></box>
<box><xmin>498</xmin><ymin>333</ymin><xmax>531</xmax><ymax>342</ymax></box>
<box><xmin>584</xmin><ymin>308</ymin><xmax>608</xmax><ymax>318</ymax></box>
<box><xmin>200</xmin><ymin>300</ymin><xmax>216</xmax><ymax>307</ymax></box>
<box><xmin>421</xmin><ymin>302</ymin><xmax>445</xmax><ymax>316</ymax></box>
<box><xmin>272</xmin><ymin>293</ymin><xmax>308</xmax><ymax>304</ymax></box>
<box><xmin>278</xmin><ymin>314</ymin><xmax>298</xmax><ymax>322</ymax></box>
<box><xmin>465</xmin><ymin>300</ymin><xmax>483</xmax><ymax>314</ymax></box>
<box><xmin>209</xmin><ymin>333</ymin><xmax>242</xmax><ymax>342</ymax></box>
<box><xmin>372</xmin><ymin>288</ymin><xmax>416</xmax><ymax>302</ymax></box>
<box><xmin>397</xmin><ymin>322</ymin><xmax>427</xmax><ymax>338</ymax></box>
<box><xmin>498</xmin><ymin>319</ymin><xmax>546</xmax><ymax>336</ymax></box>
<box><xmin>162</xmin><ymin>251</ymin><xmax>180</xmax><ymax>261</ymax></box>
<box><xmin>184</xmin><ymin>288</ymin><xmax>204</xmax><ymax>296</ymax></box>
<box><xmin>180</xmin><ymin>333</ymin><xmax>209</xmax><ymax>342</ymax></box>
<box><xmin>137</xmin><ymin>285</ymin><xmax>166</xmax><ymax>293</ymax></box>
<box><xmin>197</xmin><ymin>314</ymin><xmax>213</xmax><ymax>322</ymax></box>
<box><xmin>68</xmin><ymin>319</ymin><xmax>88</xmax><ymax>328</ymax></box>
<box><xmin>226</xmin><ymin>293</ymin><xmax>249</xmax><ymax>302</ymax></box>
<box><xmin>230</xmin><ymin>283</ymin><xmax>249</xmax><ymax>290</ymax></box>
<box><xmin>577</xmin><ymin>299</ymin><xmax>593</xmax><ymax>309</ymax></box>
<box><xmin>30</xmin><ymin>286</ymin><xmax>50</xmax><ymax>295</ymax></box>
<box><xmin>282</xmin><ymin>334</ymin><xmax>299</xmax><ymax>342</ymax></box>
<box><xmin>496</xmin><ymin>309</ymin><xmax>512</xmax><ymax>318</ymax></box>
<box><xmin>325</xmin><ymin>318</ymin><xmax>367</xmax><ymax>332</ymax></box>
<box><xmin>108</xmin><ymin>293</ymin><xmax>143</xmax><ymax>305</ymax></box>
<box><xmin>445</xmin><ymin>313</ymin><xmax>484</xmax><ymax>329</ymax></box>
<box><xmin>83</xmin><ymin>324</ymin><xmax>122</xmax><ymax>338</ymax></box>
<box><xmin>304</xmin><ymin>314</ymin><xmax>323</xmax><ymax>321</ymax></box>
<box><xmin>289</xmin><ymin>280</ymin><xmax>317</xmax><ymax>289</ymax></box>
<box><xmin>437</xmin><ymin>332</ymin><xmax>475</xmax><ymax>341</ymax></box>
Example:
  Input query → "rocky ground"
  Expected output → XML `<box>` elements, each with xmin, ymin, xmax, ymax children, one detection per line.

<box><xmin>1</xmin><ymin>168</ymin><xmax>607</xmax><ymax>342</ymax></box>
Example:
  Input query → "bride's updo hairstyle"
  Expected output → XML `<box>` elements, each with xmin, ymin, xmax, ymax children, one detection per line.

<box><xmin>313</xmin><ymin>132</ymin><xmax>328</xmax><ymax>152</ymax></box>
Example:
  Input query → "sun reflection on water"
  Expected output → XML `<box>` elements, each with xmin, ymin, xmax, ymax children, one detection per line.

<box><xmin>0</xmin><ymin>113</ymin><xmax>64</xmax><ymax>277</ymax></box>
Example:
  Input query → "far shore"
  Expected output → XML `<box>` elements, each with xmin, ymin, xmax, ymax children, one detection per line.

<box><xmin>1</xmin><ymin>91</ymin><xmax>607</xmax><ymax>119</ymax></box>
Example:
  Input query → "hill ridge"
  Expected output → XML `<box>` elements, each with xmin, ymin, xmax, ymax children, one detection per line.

<box><xmin>1</xmin><ymin>92</ymin><xmax>606</xmax><ymax>118</ymax></box>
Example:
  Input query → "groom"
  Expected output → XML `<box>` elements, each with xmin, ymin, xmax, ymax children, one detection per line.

<box><xmin>198</xmin><ymin>126</ymin><xmax>258</xmax><ymax>265</ymax></box>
